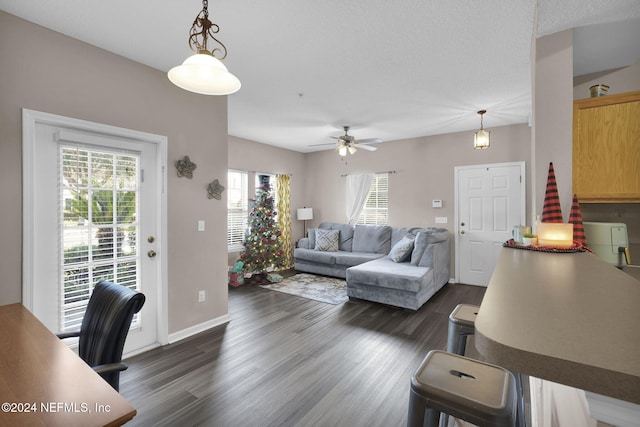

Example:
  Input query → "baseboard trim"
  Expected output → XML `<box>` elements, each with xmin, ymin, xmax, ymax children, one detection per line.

<box><xmin>124</xmin><ymin>342</ymin><xmax>161</xmax><ymax>359</ymax></box>
<box><xmin>168</xmin><ymin>314</ymin><xmax>231</xmax><ymax>344</ymax></box>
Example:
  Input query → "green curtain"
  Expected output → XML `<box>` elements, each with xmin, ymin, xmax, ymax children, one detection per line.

<box><xmin>276</xmin><ymin>174</ymin><xmax>293</xmax><ymax>269</ymax></box>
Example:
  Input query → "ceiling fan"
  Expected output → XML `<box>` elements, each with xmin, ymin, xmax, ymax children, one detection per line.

<box><xmin>310</xmin><ymin>126</ymin><xmax>383</xmax><ymax>156</ymax></box>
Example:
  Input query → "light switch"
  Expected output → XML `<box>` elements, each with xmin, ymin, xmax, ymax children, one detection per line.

<box><xmin>198</xmin><ymin>220</ymin><xmax>205</xmax><ymax>231</ymax></box>
<box><xmin>432</xmin><ymin>199</ymin><xmax>443</xmax><ymax>208</ymax></box>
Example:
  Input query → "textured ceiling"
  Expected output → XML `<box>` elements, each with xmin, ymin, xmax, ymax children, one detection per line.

<box><xmin>1</xmin><ymin>0</ymin><xmax>639</xmax><ymax>152</ymax></box>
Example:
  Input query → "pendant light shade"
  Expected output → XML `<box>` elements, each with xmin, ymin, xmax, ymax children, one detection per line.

<box><xmin>168</xmin><ymin>0</ymin><xmax>241</xmax><ymax>95</ymax></box>
<box><xmin>474</xmin><ymin>110</ymin><xmax>490</xmax><ymax>149</ymax></box>
<box><xmin>168</xmin><ymin>53</ymin><xmax>240</xmax><ymax>95</ymax></box>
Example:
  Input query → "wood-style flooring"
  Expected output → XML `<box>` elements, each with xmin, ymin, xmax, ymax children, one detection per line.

<box><xmin>120</xmin><ymin>281</ymin><xmax>486</xmax><ymax>426</ymax></box>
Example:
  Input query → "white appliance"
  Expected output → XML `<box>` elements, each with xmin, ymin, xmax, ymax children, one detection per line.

<box><xmin>583</xmin><ymin>222</ymin><xmax>631</xmax><ymax>268</ymax></box>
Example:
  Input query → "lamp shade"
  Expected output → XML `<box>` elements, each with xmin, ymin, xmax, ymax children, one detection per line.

<box><xmin>474</xmin><ymin>129</ymin><xmax>490</xmax><ymax>149</ymax></box>
<box><xmin>297</xmin><ymin>208</ymin><xmax>313</xmax><ymax>221</ymax></box>
<box><xmin>168</xmin><ymin>53</ymin><xmax>241</xmax><ymax>95</ymax></box>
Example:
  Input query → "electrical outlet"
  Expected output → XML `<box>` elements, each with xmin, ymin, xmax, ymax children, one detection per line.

<box><xmin>198</xmin><ymin>290</ymin><xmax>205</xmax><ymax>302</ymax></box>
<box><xmin>435</xmin><ymin>216</ymin><xmax>448</xmax><ymax>224</ymax></box>
<box><xmin>198</xmin><ymin>220</ymin><xmax>205</xmax><ymax>231</ymax></box>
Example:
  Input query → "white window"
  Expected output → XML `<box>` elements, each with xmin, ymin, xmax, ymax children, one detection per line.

<box><xmin>227</xmin><ymin>170</ymin><xmax>248</xmax><ymax>251</ymax></box>
<box><xmin>358</xmin><ymin>173</ymin><xmax>389</xmax><ymax>225</ymax></box>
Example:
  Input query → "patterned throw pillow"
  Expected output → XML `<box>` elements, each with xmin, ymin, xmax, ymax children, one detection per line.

<box><xmin>388</xmin><ymin>234</ymin><xmax>416</xmax><ymax>263</ymax></box>
<box><xmin>314</xmin><ymin>229</ymin><xmax>340</xmax><ymax>251</ymax></box>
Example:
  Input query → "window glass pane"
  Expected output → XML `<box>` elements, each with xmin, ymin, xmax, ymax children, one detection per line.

<box><xmin>228</xmin><ymin>170</ymin><xmax>248</xmax><ymax>250</ymax></box>
<box><xmin>60</xmin><ymin>146</ymin><xmax>140</xmax><ymax>331</ymax></box>
<box><xmin>357</xmin><ymin>173</ymin><xmax>389</xmax><ymax>225</ymax></box>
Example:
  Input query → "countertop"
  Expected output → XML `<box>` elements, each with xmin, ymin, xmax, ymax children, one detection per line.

<box><xmin>474</xmin><ymin>248</ymin><xmax>640</xmax><ymax>404</ymax></box>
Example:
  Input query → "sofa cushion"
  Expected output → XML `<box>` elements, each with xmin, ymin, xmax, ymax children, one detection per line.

<box><xmin>410</xmin><ymin>229</ymin><xmax>449</xmax><ymax>265</ymax></box>
<box><xmin>347</xmin><ymin>258</ymin><xmax>431</xmax><ymax>293</ymax></box>
<box><xmin>308</xmin><ymin>228</ymin><xmax>317</xmax><ymax>248</ymax></box>
<box><xmin>388</xmin><ymin>234</ymin><xmax>415</xmax><ymax>262</ymax></box>
<box><xmin>352</xmin><ymin>225</ymin><xmax>392</xmax><ymax>254</ymax></box>
<box><xmin>294</xmin><ymin>248</ymin><xmax>337</xmax><ymax>264</ymax></box>
<box><xmin>335</xmin><ymin>251</ymin><xmax>385</xmax><ymax>267</ymax></box>
<box><xmin>319</xmin><ymin>222</ymin><xmax>355</xmax><ymax>252</ymax></box>
<box><xmin>391</xmin><ymin>227</ymin><xmax>424</xmax><ymax>247</ymax></box>
<box><xmin>418</xmin><ymin>235</ymin><xmax>449</xmax><ymax>268</ymax></box>
<box><xmin>315</xmin><ymin>229</ymin><xmax>339</xmax><ymax>251</ymax></box>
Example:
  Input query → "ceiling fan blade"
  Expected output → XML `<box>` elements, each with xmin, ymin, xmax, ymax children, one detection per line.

<box><xmin>309</xmin><ymin>142</ymin><xmax>339</xmax><ymax>147</ymax></box>
<box><xmin>354</xmin><ymin>138</ymin><xmax>383</xmax><ymax>144</ymax></box>
<box><xmin>353</xmin><ymin>143</ymin><xmax>377</xmax><ymax>151</ymax></box>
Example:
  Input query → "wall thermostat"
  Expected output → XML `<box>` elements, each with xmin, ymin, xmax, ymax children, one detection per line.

<box><xmin>432</xmin><ymin>199</ymin><xmax>443</xmax><ymax>208</ymax></box>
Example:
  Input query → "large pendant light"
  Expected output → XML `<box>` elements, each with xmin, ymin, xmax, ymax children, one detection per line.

<box><xmin>168</xmin><ymin>0</ymin><xmax>241</xmax><ymax>95</ymax></box>
<box><xmin>474</xmin><ymin>110</ymin><xmax>490</xmax><ymax>149</ymax></box>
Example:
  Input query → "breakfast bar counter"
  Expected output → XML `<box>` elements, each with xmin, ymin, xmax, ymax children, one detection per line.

<box><xmin>474</xmin><ymin>248</ymin><xmax>640</xmax><ymax>405</ymax></box>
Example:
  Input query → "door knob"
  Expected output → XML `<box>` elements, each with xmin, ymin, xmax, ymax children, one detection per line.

<box><xmin>147</xmin><ymin>250</ymin><xmax>157</xmax><ymax>258</ymax></box>
<box><xmin>460</xmin><ymin>230</ymin><xmax>465</xmax><ymax>234</ymax></box>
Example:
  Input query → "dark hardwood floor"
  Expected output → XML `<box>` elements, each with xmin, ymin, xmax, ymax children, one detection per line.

<box><xmin>120</xmin><ymin>281</ymin><xmax>485</xmax><ymax>426</ymax></box>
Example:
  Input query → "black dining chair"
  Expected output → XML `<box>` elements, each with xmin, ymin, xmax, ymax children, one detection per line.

<box><xmin>57</xmin><ymin>280</ymin><xmax>146</xmax><ymax>391</ymax></box>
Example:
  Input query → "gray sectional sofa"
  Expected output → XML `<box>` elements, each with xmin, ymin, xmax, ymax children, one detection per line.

<box><xmin>294</xmin><ymin>222</ymin><xmax>450</xmax><ymax>310</ymax></box>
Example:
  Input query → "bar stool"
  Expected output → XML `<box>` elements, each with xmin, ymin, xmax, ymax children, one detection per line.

<box><xmin>408</xmin><ymin>350</ymin><xmax>517</xmax><ymax>427</ymax></box>
<box><xmin>446</xmin><ymin>304</ymin><xmax>479</xmax><ymax>355</ymax></box>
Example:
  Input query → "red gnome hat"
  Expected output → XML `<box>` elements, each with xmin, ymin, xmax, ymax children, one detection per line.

<box><xmin>569</xmin><ymin>194</ymin><xmax>588</xmax><ymax>247</ymax></box>
<box><xmin>541</xmin><ymin>162</ymin><xmax>564</xmax><ymax>223</ymax></box>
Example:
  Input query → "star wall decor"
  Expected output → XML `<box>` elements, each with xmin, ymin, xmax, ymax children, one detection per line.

<box><xmin>207</xmin><ymin>179</ymin><xmax>225</xmax><ymax>200</ymax></box>
<box><xmin>175</xmin><ymin>155</ymin><xmax>197</xmax><ymax>179</ymax></box>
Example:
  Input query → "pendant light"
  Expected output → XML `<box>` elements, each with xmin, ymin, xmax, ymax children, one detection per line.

<box><xmin>168</xmin><ymin>0</ymin><xmax>241</xmax><ymax>95</ymax></box>
<box><xmin>474</xmin><ymin>110</ymin><xmax>490</xmax><ymax>149</ymax></box>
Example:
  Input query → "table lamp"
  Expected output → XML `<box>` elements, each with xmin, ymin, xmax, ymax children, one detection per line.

<box><xmin>297</xmin><ymin>207</ymin><xmax>313</xmax><ymax>237</ymax></box>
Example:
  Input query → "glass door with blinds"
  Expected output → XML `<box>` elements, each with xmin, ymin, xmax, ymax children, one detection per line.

<box><xmin>23</xmin><ymin>109</ymin><xmax>165</xmax><ymax>354</ymax></box>
<box><xmin>60</xmin><ymin>146</ymin><xmax>141</xmax><ymax>331</ymax></box>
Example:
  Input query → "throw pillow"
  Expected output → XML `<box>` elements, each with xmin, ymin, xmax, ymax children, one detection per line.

<box><xmin>314</xmin><ymin>229</ymin><xmax>339</xmax><ymax>251</ymax></box>
<box><xmin>388</xmin><ymin>234</ymin><xmax>415</xmax><ymax>263</ymax></box>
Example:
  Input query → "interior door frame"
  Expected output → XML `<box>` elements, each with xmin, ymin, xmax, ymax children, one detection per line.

<box><xmin>454</xmin><ymin>161</ymin><xmax>525</xmax><ymax>284</ymax></box>
<box><xmin>22</xmin><ymin>108</ymin><xmax>169</xmax><ymax>351</ymax></box>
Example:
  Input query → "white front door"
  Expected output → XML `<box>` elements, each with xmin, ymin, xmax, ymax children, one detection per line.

<box><xmin>455</xmin><ymin>162</ymin><xmax>525</xmax><ymax>286</ymax></box>
<box><xmin>23</xmin><ymin>109</ymin><xmax>167</xmax><ymax>355</ymax></box>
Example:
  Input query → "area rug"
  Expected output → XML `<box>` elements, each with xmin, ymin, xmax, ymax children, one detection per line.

<box><xmin>260</xmin><ymin>273</ymin><xmax>348</xmax><ymax>305</ymax></box>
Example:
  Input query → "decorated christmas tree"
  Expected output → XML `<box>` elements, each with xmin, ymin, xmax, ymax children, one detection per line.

<box><xmin>240</xmin><ymin>183</ymin><xmax>285</xmax><ymax>275</ymax></box>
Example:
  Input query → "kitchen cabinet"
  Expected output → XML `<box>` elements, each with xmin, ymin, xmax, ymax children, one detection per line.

<box><xmin>572</xmin><ymin>90</ymin><xmax>640</xmax><ymax>202</ymax></box>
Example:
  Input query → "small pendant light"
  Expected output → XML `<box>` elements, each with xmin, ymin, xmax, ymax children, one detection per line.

<box><xmin>474</xmin><ymin>110</ymin><xmax>490</xmax><ymax>149</ymax></box>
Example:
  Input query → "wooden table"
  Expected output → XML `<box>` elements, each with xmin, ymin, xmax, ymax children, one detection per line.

<box><xmin>475</xmin><ymin>248</ymin><xmax>640</xmax><ymax>404</ymax></box>
<box><xmin>0</xmin><ymin>303</ymin><xmax>136</xmax><ymax>426</ymax></box>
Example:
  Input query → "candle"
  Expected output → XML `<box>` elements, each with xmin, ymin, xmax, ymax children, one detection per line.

<box><xmin>537</xmin><ymin>223</ymin><xmax>574</xmax><ymax>248</ymax></box>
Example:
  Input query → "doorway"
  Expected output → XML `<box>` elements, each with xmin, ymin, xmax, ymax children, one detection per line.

<box><xmin>22</xmin><ymin>109</ymin><xmax>168</xmax><ymax>355</ymax></box>
<box><xmin>455</xmin><ymin>162</ymin><xmax>525</xmax><ymax>286</ymax></box>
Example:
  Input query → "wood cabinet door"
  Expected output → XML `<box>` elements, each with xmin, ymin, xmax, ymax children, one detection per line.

<box><xmin>573</xmin><ymin>91</ymin><xmax>640</xmax><ymax>202</ymax></box>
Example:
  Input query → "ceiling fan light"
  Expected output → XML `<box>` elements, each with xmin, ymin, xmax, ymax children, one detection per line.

<box><xmin>338</xmin><ymin>146</ymin><xmax>348</xmax><ymax>156</ymax></box>
<box><xmin>348</xmin><ymin>146</ymin><xmax>357</xmax><ymax>155</ymax></box>
<box><xmin>168</xmin><ymin>53</ymin><xmax>241</xmax><ymax>95</ymax></box>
